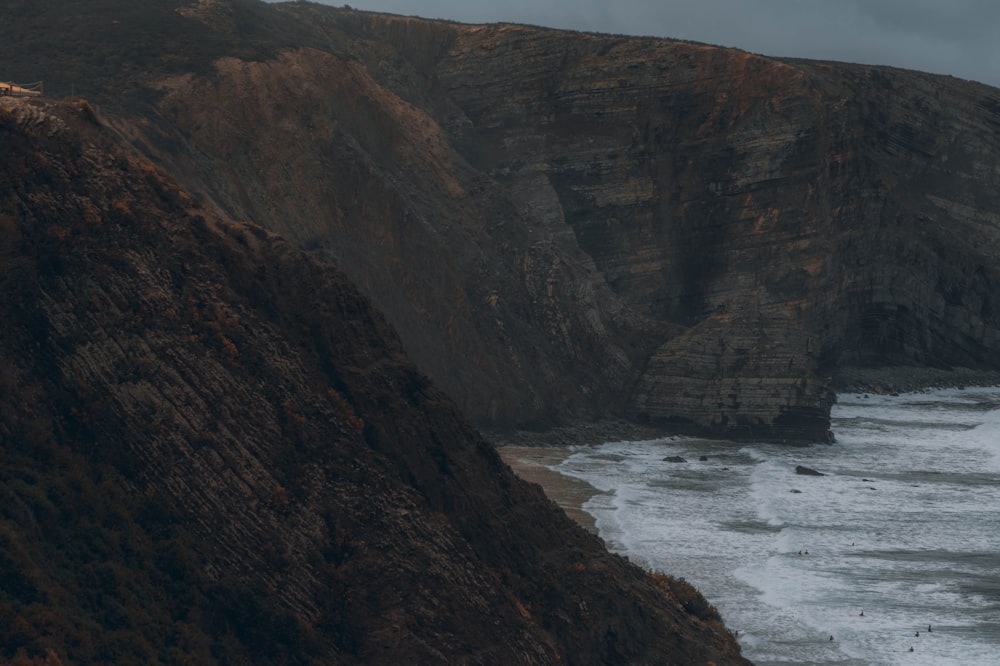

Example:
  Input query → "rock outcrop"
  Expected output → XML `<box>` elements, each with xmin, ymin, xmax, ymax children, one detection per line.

<box><xmin>79</xmin><ymin>1</ymin><xmax>1000</xmax><ymax>441</ymax></box>
<box><xmin>5</xmin><ymin>0</ymin><xmax>1000</xmax><ymax>659</ymax></box>
<box><xmin>6</xmin><ymin>3</ymin><xmax>1000</xmax><ymax>443</ymax></box>
<box><xmin>10</xmin><ymin>1</ymin><xmax>1000</xmax><ymax>441</ymax></box>
<box><xmin>0</xmin><ymin>96</ymin><xmax>748</xmax><ymax>663</ymax></box>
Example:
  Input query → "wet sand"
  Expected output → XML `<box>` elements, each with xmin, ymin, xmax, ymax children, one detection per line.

<box><xmin>498</xmin><ymin>446</ymin><xmax>603</xmax><ymax>534</ymax></box>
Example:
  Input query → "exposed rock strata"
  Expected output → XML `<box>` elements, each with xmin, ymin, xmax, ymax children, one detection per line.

<box><xmin>0</xmin><ymin>97</ymin><xmax>748</xmax><ymax>663</ymax></box>
<box><xmin>40</xmin><ymin>1</ymin><xmax>997</xmax><ymax>441</ymax></box>
<box><xmin>6</xmin><ymin>3</ymin><xmax>1000</xmax><ymax>441</ymax></box>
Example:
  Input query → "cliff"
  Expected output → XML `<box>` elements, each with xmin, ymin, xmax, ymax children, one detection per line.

<box><xmin>314</xmin><ymin>13</ymin><xmax>1000</xmax><ymax>438</ymax></box>
<box><xmin>7</xmin><ymin>3</ymin><xmax>1000</xmax><ymax>441</ymax></box>
<box><xmin>5</xmin><ymin>0</ymin><xmax>1000</xmax><ymax>660</ymax></box>
<box><xmin>0</xmin><ymin>96</ymin><xmax>747</xmax><ymax>663</ymax></box>
<box><xmin>9</xmin><ymin>1</ymin><xmax>992</xmax><ymax>441</ymax></box>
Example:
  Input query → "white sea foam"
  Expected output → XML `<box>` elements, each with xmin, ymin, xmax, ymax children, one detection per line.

<box><xmin>959</xmin><ymin>405</ymin><xmax>1000</xmax><ymax>472</ymax></box>
<box><xmin>554</xmin><ymin>388</ymin><xmax>1000</xmax><ymax>666</ymax></box>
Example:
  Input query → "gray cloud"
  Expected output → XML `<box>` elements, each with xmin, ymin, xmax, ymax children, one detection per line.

<box><xmin>294</xmin><ymin>0</ymin><xmax>1000</xmax><ymax>87</ymax></box>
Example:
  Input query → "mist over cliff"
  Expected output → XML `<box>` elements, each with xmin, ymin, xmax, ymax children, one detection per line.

<box><xmin>3</xmin><ymin>0</ymin><xmax>1000</xmax><ymax>662</ymax></box>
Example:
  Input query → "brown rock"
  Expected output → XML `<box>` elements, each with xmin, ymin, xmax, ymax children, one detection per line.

<box><xmin>5</xmin><ymin>2</ymin><xmax>1000</xmax><ymax>444</ymax></box>
<box><xmin>0</xmin><ymin>96</ymin><xmax>748</xmax><ymax>664</ymax></box>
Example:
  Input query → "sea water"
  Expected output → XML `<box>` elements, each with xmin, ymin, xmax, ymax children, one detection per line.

<box><xmin>555</xmin><ymin>387</ymin><xmax>1000</xmax><ymax>665</ymax></box>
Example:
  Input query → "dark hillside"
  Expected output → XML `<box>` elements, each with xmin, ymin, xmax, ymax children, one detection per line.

<box><xmin>0</xmin><ymin>0</ymin><xmax>337</xmax><ymax>104</ymax></box>
<box><xmin>0</xmin><ymin>96</ymin><xmax>747</xmax><ymax>663</ymax></box>
<box><xmin>6</xmin><ymin>0</ymin><xmax>1000</xmax><ymax>661</ymax></box>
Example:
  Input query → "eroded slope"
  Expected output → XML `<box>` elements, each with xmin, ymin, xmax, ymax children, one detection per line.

<box><xmin>0</xmin><ymin>96</ymin><xmax>747</xmax><ymax>664</ymax></box>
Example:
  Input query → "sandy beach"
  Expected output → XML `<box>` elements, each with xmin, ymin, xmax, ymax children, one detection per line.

<box><xmin>498</xmin><ymin>446</ymin><xmax>603</xmax><ymax>534</ymax></box>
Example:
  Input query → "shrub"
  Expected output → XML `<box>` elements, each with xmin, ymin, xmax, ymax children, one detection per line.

<box><xmin>647</xmin><ymin>571</ymin><xmax>721</xmax><ymax>622</ymax></box>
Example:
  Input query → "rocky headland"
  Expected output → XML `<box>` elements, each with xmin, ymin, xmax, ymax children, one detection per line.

<box><xmin>0</xmin><ymin>95</ymin><xmax>747</xmax><ymax>663</ymax></box>
<box><xmin>8</xmin><ymin>1</ymin><xmax>993</xmax><ymax>443</ymax></box>
<box><xmin>6</xmin><ymin>2</ymin><xmax>1000</xmax><ymax>443</ymax></box>
<box><xmin>4</xmin><ymin>0</ymin><xmax>1000</xmax><ymax>661</ymax></box>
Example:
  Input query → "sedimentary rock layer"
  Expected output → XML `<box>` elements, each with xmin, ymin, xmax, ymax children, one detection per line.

<box><xmin>116</xmin><ymin>3</ymin><xmax>1000</xmax><ymax>440</ymax></box>
<box><xmin>0</xmin><ymin>96</ymin><xmax>748</xmax><ymax>664</ymax></box>
<box><xmin>6</xmin><ymin>2</ymin><xmax>1000</xmax><ymax>439</ymax></box>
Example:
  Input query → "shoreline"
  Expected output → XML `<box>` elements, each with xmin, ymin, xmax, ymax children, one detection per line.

<box><xmin>485</xmin><ymin>418</ymin><xmax>674</xmax><ymax>449</ymax></box>
<box><xmin>832</xmin><ymin>364</ymin><xmax>1000</xmax><ymax>394</ymax></box>
<box><xmin>486</xmin><ymin>366</ymin><xmax>1000</xmax><ymax>450</ymax></box>
<box><xmin>496</xmin><ymin>386</ymin><xmax>1000</xmax><ymax>664</ymax></box>
<box><xmin>491</xmin><ymin>369</ymin><xmax>1000</xmax><ymax>538</ymax></box>
<box><xmin>497</xmin><ymin>446</ymin><xmax>603</xmax><ymax>534</ymax></box>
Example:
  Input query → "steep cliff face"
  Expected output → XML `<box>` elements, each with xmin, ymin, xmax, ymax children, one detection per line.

<box><xmin>0</xmin><ymin>97</ymin><xmax>748</xmax><ymax>664</ymax></box>
<box><xmin>272</xmin><ymin>7</ymin><xmax>1000</xmax><ymax>436</ymax></box>
<box><xmin>139</xmin><ymin>47</ymin><xmax>656</xmax><ymax>431</ymax></box>
<box><xmin>99</xmin><ymin>2</ymin><xmax>1000</xmax><ymax>441</ymax></box>
<box><xmin>387</xmin><ymin>19</ymin><xmax>1000</xmax><ymax>433</ymax></box>
<box><xmin>797</xmin><ymin>63</ymin><xmax>1000</xmax><ymax>369</ymax></box>
<box><xmin>7</xmin><ymin>1</ymin><xmax>1000</xmax><ymax>441</ymax></box>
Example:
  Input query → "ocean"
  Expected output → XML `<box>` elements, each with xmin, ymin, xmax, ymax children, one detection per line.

<box><xmin>554</xmin><ymin>387</ymin><xmax>1000</xmax><ymax>665</ymax></box>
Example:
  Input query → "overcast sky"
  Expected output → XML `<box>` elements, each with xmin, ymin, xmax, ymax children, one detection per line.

<box><xmin>303</xmin><ymin>0</ymin><xmax>1000</xmax><ymax>88</ymax></box>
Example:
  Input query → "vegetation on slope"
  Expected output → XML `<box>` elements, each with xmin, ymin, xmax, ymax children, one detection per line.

<box><xmin>0</xmin><ymin>96</ymin><xmax>747</xmax><ymax>664</ymax></box>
